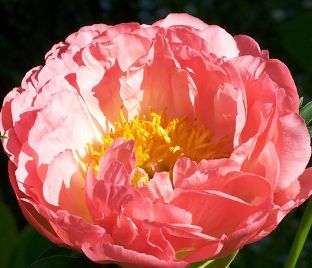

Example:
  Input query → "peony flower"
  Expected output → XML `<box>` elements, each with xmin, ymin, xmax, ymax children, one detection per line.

<box><xmin>1</xmin><ymin>13</ymin><xmax>311</xmax><ymax>267</ymax></box>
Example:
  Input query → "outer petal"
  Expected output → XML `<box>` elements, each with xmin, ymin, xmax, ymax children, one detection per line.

<box><xmin>153</xmin><ymin>13</ymin><xmax>208</xmax><ymax>30</ymax></box>
<box><xmin>265</xmin><ymin>59</ymin><xmax>299</xmax><ymax>112</ymax></box>
<box><xmin>234</xmin><ymin>35</ymin><xmax>263</xmax><ymax>57</ymax></box>
<box><xmin>275</xmin><ymin>113</ymin><xmax>311</xmax><ymax>191</ymax></box>
<box><xmin>8</xmin><ymin>161</ymin><xmax>62</xmax><ymax>245</ymax></box>
<box><xmin>275</xmin><ymin>168</ymin><xmax>312</xmax><ymax>206</ymax></box>
<box><xmin>50</xmin><ymin>210</ymin><xmax>112</xmax><ymax>248</ymax></box>
<box><xmin>252</xmin><ymin>168</ymin><xmax>312</xmax><ymax>241</ymax></box>
<box><xmin>2</xmin><ymin>128</ymin><xmax>22</xmax><ymax>164</ymax></box>
<box><xmin>154</xmin><ymin>14</ymin><xmax>239</xmax><ymax>59</ymax></box>
<box><xmin>198</xmin><ymin>26</ymin><xmax>239</xmax><ymax>59</ymax></box>
<box><xmin>15</xmin><ymin>143</ymin><xmax>43</xmax><ymax>198</ymax></box>
<box><xmin>28</xmin><ymin>91</ymin><xmax>100</xmax><ymax>165</ymax></box>
<box><xmin>82</xmin><ymin>241</ymin><xmax>186</xmax><ymax>268</ymax></box>
<box><xmin>170</xmin><ymin>188</ymin><xmax>270</xmax><ymax>238</ymax></box>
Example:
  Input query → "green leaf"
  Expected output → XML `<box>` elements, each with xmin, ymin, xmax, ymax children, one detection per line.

<box><xmin>284</xmin><ymin>198</ymin><xmax>312</xmax><ymax>268</ymax></box>
<box><xmin>29</xmin><ymin>246</ymin><xmax>119</xmax><ymax>268</ymax></box>
<box><xmin>29</xmin><ymin>255</ymin><xmax>92</xmax><ymax>268</ymax></box>
<box><xmin>308</xmin><ymin>126</ymin><xmax>312</xmax><ymax>137</ymax></box>
<box><xmin>0</xmin><ymin>202</ymin><xmax>18</xmax><ymax>268</ymax></box>
<box><xmin>189</xmin><ymin>250</ymin><xmax>239</xmax><ymax>268</ymax></box>
<box><xmin>35</xmin><ymin>245</ymin><xmax>80</xmax><ymax>260</ymax></box>
<box><xmin>300</xmin><ymin>101</ymin><xmax>312</xmax><ymax>125</ymax></box>
<box><xmin>299</xmin><ymin>97</ymin><xmax>304</xmax><ymax>109</ymax></box>
<box><xmin>9</xmin><ymin>225</ymin><xmax>53</xmax><ymax>268</ymax></box>
<box><xmin>0</xmin><ymin>188</ymin><xmax>3</xmax><ymax>202</ymax></box>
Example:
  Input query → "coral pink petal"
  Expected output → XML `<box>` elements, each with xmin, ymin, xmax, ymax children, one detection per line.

<box><xmin>275</xmin><ymin>167</ymin><xmax>312</xmax><ymax>207</ymax></box>
<box><xmin>64</xmin><ymin>24</ymin><xmax>110</xmax><ymax>48</ymax></box>
<box><xmin>173</xmin><ymin>157</ymin><xmax>198</xmax><ymax>189</ymax></box>
<box><xmin>75</xmin><ymin>66</ymin><xmax>108</xmax><ymax>129</ymax></box>
<box><xmin>43</xmin><ymin>150</ymin><xmax>79</xmax><ymax>206</ymax></box>
<box><xmin>229</xmin><ymin>56</ymin><xmax>266</xmax><ymax>81</ymax></box>
<box><xmin>28</xmin><ymin>91</ymin><xmax>99</xmax><ymax>165</ymax></box>
<box><xmin>92</xmin><ymin>181</ymin><xmax>131</xmax><ymax>214</ymax></box>
<box><xmin>159</xmin><ymin>222</ymin><xmax>220</xmax><ymax>260</ymax></box>
<box><xmin>37</xmin><ymin>56</ymin><xmax>78</xmax><ymax>87</ymax></box>
<box><xmin>92</xmin><ymin>63</ymin><xmax>123</xmax><ymax>123</ymax></box>
<box><xmin>199</xmin><ymin>26</ymin><xmax>239</xmax><ymax>59</ymax></box>
<box><xmin>2</xmin><ymin>128</ymin><xmax>21</xmax><ymax>165</ymax></box>
<box><xmin>19</xmin><ymin>199</ymin><xmax>63</xmax><ymax>244</ymax></box>
<box><xmin>8</xmin><ymin>161</ymin><xmax>62</xmax><ymax>244</ymax></box>
<box><xmin>253</xmin><ymin>168</ymin><xmax>312</xmax><ymax>241</ymax></box>
<box><xmin>275</xmin><ymin>113</ymin><xmax>311</xmax><ymax>191</ymax></box>
<box><xmin>265</xmin><ymin>59</ymin><xmax>299</xmax><ymax>111</ymax></box>
<box><xmin>141</xmin><ymin>34</ymin><xmax>196</xmax><ymax>118</ymax></box>
<box><xmin>182</xmin><ymin>240</ymin><xmax>224</xmax><ymax>263</ymax></box>
<box><xmin>1</xmin><ymin>88</ymin><xmax>20</xmax><ymax>132</ymax></box>
<box><xmin>97</xmin><ymin>32</ymin><xmax>151</xmax><ymax>72</ymax></box>
<box><xmin>153</xmin><ymin>13</ymin><xmax>207</xmax><ymax>30</ymax></box>
<box><xmin>15</xmin><ymin>144</ymin><xmax>43</xmax><ymax>198</ymax></box>
<box><xmin>111</xmin><ymin>214</ymin><xmax>140</xmax><ymax>250</ymax></box>
<box><xmin>148</xmin><ymin>172</ymin><xmax>173</xmax><ymax>203</ymax></box>
<box><xmin>234</xmin><ymin>35</ymin><xmax>262</xmax><ymax>57</ymax></box>
<box><xmin>198</xmin><ymin>158</ymin><xmax>240</xmax><ymax>176</ymax></box>
<box><xmin>140</xmin><ymin>223</ymin><xmax>177</xmax><ymax>260</ymax></box>
<box><xmin>50</xmin><ymin>210</ymin><xmax>112</xmax><ymax>248</ymax></box>
<box><xmin>173</xmin><ymin>157</ymin><xmax>240</xmax><ymax>190</ymax></box>
<box><xmin>193</xmin><ymin>66</ymin><xmax>229</xmax><ymax>128</ymax></box>
<box><xmin>204</xmin><ymin>172</ymin><xmax>272</xmax><ymax>206</ymax></box>
<box><xmin>213</xmin><ymin>83</ymin><xmax>244</xmax><ymax>140</ymax></box>
<box><xmin>58</xmin><ymin>174</ymin><xmax>90</xmax><ymax>221</ymax></box>
<box><xmin>87</xmin><ymin>179</ymin><xmax>132</xmax><ymax>228</ymax></box>
<box><xmin>98</xmin><ymin>160</ymin><xmax>129</xmax><ymax>185</ymax></box>
<box><xmin>82</xmin><ymin>241</ymin><xmax>186</xmax><ymax>268</ymax></box>
<box><xmin>119</xmin><ymin>69</ymin><xmax>144</xmax><ymax>120</ymax></box>
<box><xmin>98</xmin><ymin>139</ymin><xmax>135</xmax><ymax>176</ymax></box>
<box><xmin>150</xmin><ymin>203</ymin><xmax>193</xmax><ymax>225</ymax></box>
<box><xmin>171</xmin><ymin>171</ymin><xmax>272</xmax><ymax>238</ymax></box>
<box><xmin>242</xmin><ymin>142</ymin><xmax>280</xmax><ymax>188</ymax></box>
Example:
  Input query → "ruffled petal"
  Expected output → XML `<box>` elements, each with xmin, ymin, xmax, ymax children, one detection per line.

<box><xmin>28</xmin><ymin>91</ymin><xmax>99</xmax><ymax>165</ymax></box>
<box><xmin>275</xmin><ymin>113</ymin><xmax>311</xmax><ymax>191</ymax></box>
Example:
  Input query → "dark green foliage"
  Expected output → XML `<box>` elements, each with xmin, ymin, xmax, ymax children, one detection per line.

<box><xmin>0</xmin><ymin>201</ymin><xmax>18</xmax><ymax>268</ymax></box>
<box><xmin>300</xmin><ymin>100</ymin><xmax>312</xmax><ymax>137</ymax></box>
<box><xmin>189</xmin><ymin>250</ymin><xmax>238</xmax><ymax>267</ymax></box>
<box><xmin>28</xmin><ymin>246</ymin><xmax>119</xmax><ymax>268</ymax></box>
<box><xmin>9</xmin><ymin>225</ymin><xmax>53</xmax><ymax>268</ymax></box>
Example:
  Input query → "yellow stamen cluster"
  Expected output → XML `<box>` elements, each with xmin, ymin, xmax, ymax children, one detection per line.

<box><xmin>87</xmin><ymin>109</ymin><xmax>229</xmax><ymax>185</ymax></box>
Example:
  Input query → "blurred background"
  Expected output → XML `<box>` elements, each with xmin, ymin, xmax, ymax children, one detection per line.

<box><xmin>0</xmin><ymin>0</ymin><xmax>311</xmax><ymax>267</ymax></box>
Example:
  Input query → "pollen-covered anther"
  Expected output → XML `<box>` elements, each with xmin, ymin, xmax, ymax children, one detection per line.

<box><xmin>87</xmin><ymin>110</ymin><xmax>230</xmax><ymax>185</ymax></box>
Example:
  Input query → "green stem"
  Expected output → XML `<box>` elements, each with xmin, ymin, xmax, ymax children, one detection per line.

<box><xmin>284</xmin><ymin>198</ymin><xmax>312</xmax><ymax>268</ymax></box>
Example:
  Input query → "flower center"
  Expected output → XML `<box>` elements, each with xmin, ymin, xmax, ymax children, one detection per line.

<box><xmin>87</xmin><ymin>109</ymin><xmax>230</xmax><ymax>185</ymax></box>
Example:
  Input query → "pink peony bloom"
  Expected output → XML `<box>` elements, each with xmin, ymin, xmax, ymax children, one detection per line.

<box><xmin>1</xmin><ymin>13</ymin><xmax>311</xmax><ymax>267</ymax></box>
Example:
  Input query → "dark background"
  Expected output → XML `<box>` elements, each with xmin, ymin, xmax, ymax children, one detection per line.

<box><xmin>0</xmin><ymin>0</ymin><xmax>311</xmax><ymax>267</ymax></box>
